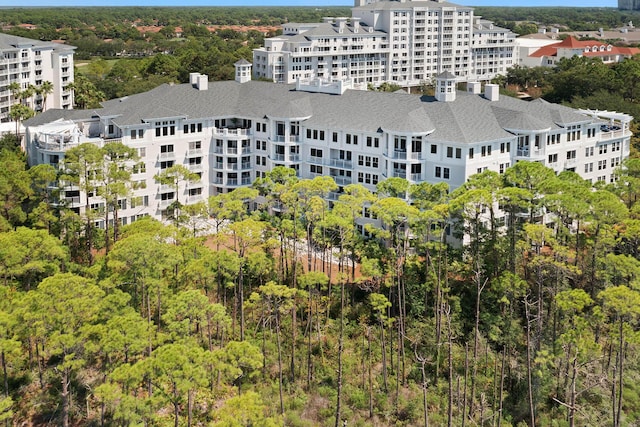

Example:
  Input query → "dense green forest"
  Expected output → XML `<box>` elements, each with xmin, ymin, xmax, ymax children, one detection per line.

<box><xmin>1</xmin><ymin>130</ymin><xmax>640</xmax><ymax>426</ymax></box>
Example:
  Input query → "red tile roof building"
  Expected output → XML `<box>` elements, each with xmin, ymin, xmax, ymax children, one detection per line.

<box><xmin>525</xmin><ymin>36</ymin><xmax>640</xmax><ymax>67</ymax></box>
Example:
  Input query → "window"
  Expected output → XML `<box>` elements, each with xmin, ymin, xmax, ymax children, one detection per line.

<box><xmin>133</xmin><ymin>162</ymin><xmax>146</xmax><ymax>174</ymax></box>
<box><xmin>455</xmin><ymin>148</ymin><xmax>462</xmax><ymax>159</ymax></box>
<box><xmin>311</xmin><ymin>148</ymin><xmax>323</xmax><ymax>158</ymax></box>
<box><xmin>599</xmin><ymin>144</ymin><xmax>608</xmax><ymax>155</ymax></box>
<box><xmin>611</xmin><ymin>157</ymin><xmax>621</xmax><ymax>168</ymax></box>
<box><xmin>548</xmin><ymin>134</ymin><xmax>560</xmax><ymax>145</ymax></box>
<box><xmin>435</xmin><ymin>166</ymin><xmax>441</xmax><ymax>178</ymax></box>
<box><xmin>160</xmin><ymin>161</ymin><xmax>174</xmax><ymax>169</ymax></box>
<box><xmin>333</xmin><ymin>132</ymin><xmax>338</xmax><ymax>143</ymax></box>
<box><xmin>366</xmin><ymin>136</ymin><xmax>379</xmax><ymax>148</ymax></box>
<box><xmin>189</xmin><ymin>188</ymin><xmax>202</xmax><ymax>197</ymax></box>
<box><xmin>468</xmin><ymin>147</ymin><xmax>474</xmax><ymax>159</ymax></box>
<box><xmin>566</xmin><ymin>150</ymin><xmax>576</xmax><ymax>160</ymax></box>
<box><xmin>443</xmin><ymin>168</ymin><xmax>450</xmax><ymax>179</ymax></box>
<box><xmin>431</xmin><ymin>144</ymin><xmax>437</xmax><ymax>154</ymax></box>
<box><xmin>311</xmin><ymin>165</ymin><xmax>323</xmax><ymax>174</ymax></box>
<box><xmin>584</xmin><ymin>163</ymin><xmax>593</xmax><ymax>173</ymax></box>
<box><xmin>598</xmin><ymin>160</ymin><xmax>607</xmax><ymax>170</ymax></box>
<box><xmin>585</xmin><ymin>147</ymin><xmax>594</xmax><ymax>157</ymax></box>
<box><xmin>499</xmin><ymin>162</ymin><xmax>510</xmax><ymax>174</ymax></box>
<box><xmin>155</xmin><ymin>120</ymin><xmax>175</xmax><ymax>137</ymax></box>
<box><xmin>500</xmin><ymin>142</ymin><xmax>510</xmax><ymax>153</ymax></box>
<box><xmin>446</xmin><ymin>146</ymin><xmax>453</xmax><ymax>158</ymax></box>
<box><xmin>548</xmin><ymin>154</ymin><xmax>558</xmax><ymax>163</ymax></box>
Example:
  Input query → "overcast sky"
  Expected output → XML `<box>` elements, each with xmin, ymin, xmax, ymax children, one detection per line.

<box><xmin>0</xmin><ymin>1</ymin><xmax>619</xmax><ymax>7</ymax></box>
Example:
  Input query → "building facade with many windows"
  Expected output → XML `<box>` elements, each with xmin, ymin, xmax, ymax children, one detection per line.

<box><xmin>0</xmin><ymin>33</ymin><xmax>75</xmax><ymax>122</ymax></box>
<box><xmin>252</xmin><ymin>0</ymin><xmax>516</xmax><ymax>87</ymax></box>
<box><xmin>24</xmin><ymin>65</ymin><xmax>632</xmax><ymax>229</ymax></box>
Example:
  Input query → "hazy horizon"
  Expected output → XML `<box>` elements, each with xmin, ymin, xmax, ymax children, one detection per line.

<box><xmin>0</xmin><ymin>0</ymin><xmax>620</xmax><ymax>8</ymax></box>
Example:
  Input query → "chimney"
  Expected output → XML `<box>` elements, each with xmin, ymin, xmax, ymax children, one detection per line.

<box><xmin>196</xmin><ymin>74</ymin><xmax>208</xmax><ymax>91</ymax></box>
<box><xmin>352</xmin><ymin>17</ymin><xmax>361</xmax><ymax>33</ymax></box>
<box><xmin>189</xmin><ymin>72</ymin><xmax>200</xmax><ymax>86</ymax></box>
<box><xmin>484</xmin><ymin>84</ymin><xmax>499</xmax><ymax>101</ymax></box>
<box><xmin>467</xmin><ymin>81</ymin><xmax>481</xmax><ymax>94</ymax></box>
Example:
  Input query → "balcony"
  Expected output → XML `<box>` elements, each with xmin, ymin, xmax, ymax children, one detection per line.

<box><xmin>186</xmin><ymin>180</ymin><xmax>202</xmax><ymax>189</ymax></box>
<box><xmin>241</xmin><ymin>162</ymin><xmax>252</xmax><ymax>170</ymax></box>
<box><xmin>187</xmin><ymin>148</ymin><xmax>203</xmax><ymax>157</ymax></box>
<box><xmin>213</xmin><ymin>127</ymin><xmax>251</xmax><ymax>137</ymax></box>
<box><xmin>516</xmin><ymin>148</ymin><xmax>544</xmax><ymax>159</ymax></box>
<box><xmin>328</xmin><ymin>158</ymin><xmax>352</xmax><ymax>169</ymax></box>
<box><xmin>308</xmin><ymin>156</ymin><xmax>323</xmax><ymax>165</ymax></box>
<box><xmin>159</xmin><ymin>151</ymin><xmax>175</xmax><ymax>160</ymax></box>
<box><xmin>326</xmin><ymin>191</ymin><xmax>341</xmax><ymax>201</ymax></box>
<box><xmin>564</xmin><ymin>158</ymin><xmax>577</xmax><ymax>169</ymax></box>
<box><xmin>64</xmin><ymin>196</ymin><xmax>81</xmax><ymax>206</ymax></box>
<box><xmin>392</xmin><ymin>169</ymin><xmax>407</xmax><ymax>179</ymax></box>
<box><xmin>393</xmin><ymin>150</ymin><xmax>407</xmax><ymax>160</ymax></box>
<box><xmin>331</xmin><ymin>176</ymin><xmax>352</xmax><ymax>186</ymax></box>
<box><xmin>159</xmin><ymin>198</ymin><xmax>175</xmax><ymax>209</ymax></box>
<box><xmin>272</xmin><ymin>135</ymin><xmax>301</xmax><ymax>143</ymax></box>
<box><xmin>213</xmin><ymin>146</ymin><xmax>224</xmax><ymax>154</ymax></box>
<box><xmin>271</xmin><ymin>153</ymin><xmax>285</xmax><ymax>162</ymax></box>
<box><xmin>241</xmin><ymin>177</ymin><xmax>252</xmax><ymax>186</ymax></box>
<box><xmin>188</xmin><ymin>163</ymin><xmax>203</xmax><ymax>172</ymax></box>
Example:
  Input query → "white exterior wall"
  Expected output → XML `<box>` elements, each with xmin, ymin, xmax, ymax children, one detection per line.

<box><xmin>26</xmin><ymin>96</ymin><xmax>633</xmax><ymax>229</ymax></box>
<box><xmin>0</xmin><ymin>36</ymin><xmax>74</xmax><ymax>122</ymax></box>
<box><xmin>253</xmin><ymin>0</ymin><xmax>514</xmax><ymax>87</ymax></box>
<box><xmin>471</xmin><ymin>20</ymin><xmax>517</xmax><ymax>81</ymax></box>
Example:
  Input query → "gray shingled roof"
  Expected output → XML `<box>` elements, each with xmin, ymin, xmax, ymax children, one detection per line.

<box><xmin>24</xmin><ymin>109</ymin><xmax>95</xmax><ymax>127</ymax></box>
<box><xmin>354</xmin><ymin>0</ymin><xmax>472</xmax><ymax>10</ymax></box>
<box><xmin>0</xmin><ymin>33</ymin><xmax>75</xmax><ymax>51</ymax></box>
<box><xmin>31</xmin><ymin>79</ymin><xmax>596</xmax><ymax>145</ymax></box>
<box><xmin>490</xmin><ymin>106</ymin><xmax>551</xmax><ymax>132</ymax></box>
<box><xmin>282</xmin><ymin>22</ymin><xmax>386</xmax><ymax>39</ymax></box>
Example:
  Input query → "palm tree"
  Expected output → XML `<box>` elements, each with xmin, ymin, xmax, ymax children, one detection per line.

<box><xmin>66</xmin><ymin>76</ymin><xmax>105</xmax><ymax>110</ymax></box>
<box><xmin>20</xmin><ymin>85</ymin><xmax>36</xmax><ymax>107</ymax></box>
<box><xmin>9</xmin><ymin>104</ymin><xmax>35</xmax><ymax>141</ymax></box>
<box><xmin>38</xmin><ymin>81</ymin><xmax>54</xmax><ymax>112</ymax></box>
<box><xmin>7</xmin><ymin>82</ymin><xmax>21</xmax><ymax>104</ymax></box>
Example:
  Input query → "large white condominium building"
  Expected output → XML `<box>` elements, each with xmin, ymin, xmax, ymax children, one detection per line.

<box><xmin>252</xmin><ymin>0</ymin><xmax>516</xmax><ymax>88</ymax></box>
<box><xmin>0</xmin><ymin>33</ymin><xmax>75</xmax><ymax>122</ymax></box>
<box><xmin>24</xmin><ymin>62</ymin><xmax>631</xmax><ymax>229</ymax></box>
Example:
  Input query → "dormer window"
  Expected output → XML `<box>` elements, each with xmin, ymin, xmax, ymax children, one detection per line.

<box><xmin>585</xmin><ymin>47</ymin><xmax>590</xmax><ymax>52</ymax></box>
